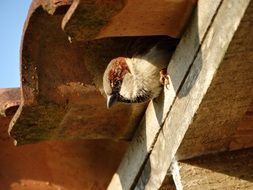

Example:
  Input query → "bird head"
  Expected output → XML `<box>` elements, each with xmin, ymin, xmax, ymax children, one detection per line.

<box><xmin>103</xmin><ymin>57</ymin><xmax>131</xmax><ymax>108</ymax></box>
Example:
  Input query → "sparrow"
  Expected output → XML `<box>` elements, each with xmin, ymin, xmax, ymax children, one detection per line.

<box><xmin>103</xmin><ymin>37</ymin><xmax>179</xmax><ymax>108</ymax></box>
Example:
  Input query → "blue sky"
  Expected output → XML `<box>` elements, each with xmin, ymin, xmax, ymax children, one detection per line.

<box><xmin>0</xmin><ymin>1</ymin><xmax>32</xmax><ymax>88</ymax></box>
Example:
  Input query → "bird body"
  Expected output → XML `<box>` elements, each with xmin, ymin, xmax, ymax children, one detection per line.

<box><xmin>121</xmin><ymin>47</ymin><xmax>168</xmax><ymax>101</ymax></box>
<box><xmin>103</xmin><ymin>37</ymin><xmax>178</xmax><ymax>108</ymax></box>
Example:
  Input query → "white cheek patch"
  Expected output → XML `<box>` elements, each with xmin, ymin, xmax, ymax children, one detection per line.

<box><xmin>119</xmin><ymin>84</ymin><xmax>132</xmax><ymax>99</ymax></box>
<box><xmin>119</xmin><ymin>74</ymin><xmax>136</xmax><ymax>100</ymax></box>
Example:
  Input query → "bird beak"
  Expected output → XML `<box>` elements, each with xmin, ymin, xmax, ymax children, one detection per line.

<box><xmin>107</xmin><ymin>94</ymin><xmax>117</xmax><ymax>109</ymax></box>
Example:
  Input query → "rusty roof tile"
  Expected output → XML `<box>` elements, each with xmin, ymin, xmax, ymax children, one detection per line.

<box><xmin>7</xmin><ymin>0</ymin><xmax>195</xmax><ymax>145</ymax></box>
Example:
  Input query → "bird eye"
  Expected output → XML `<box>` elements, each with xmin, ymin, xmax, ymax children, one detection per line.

<box><xmin>114</xmin><ymin>80</ymin><xmax>120</xmax><ymax>87</ymax></box>
<box><xmin>113</xmin><ymin>80</ymin><xmax>121</xmax><ymax>90</ymax></box>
